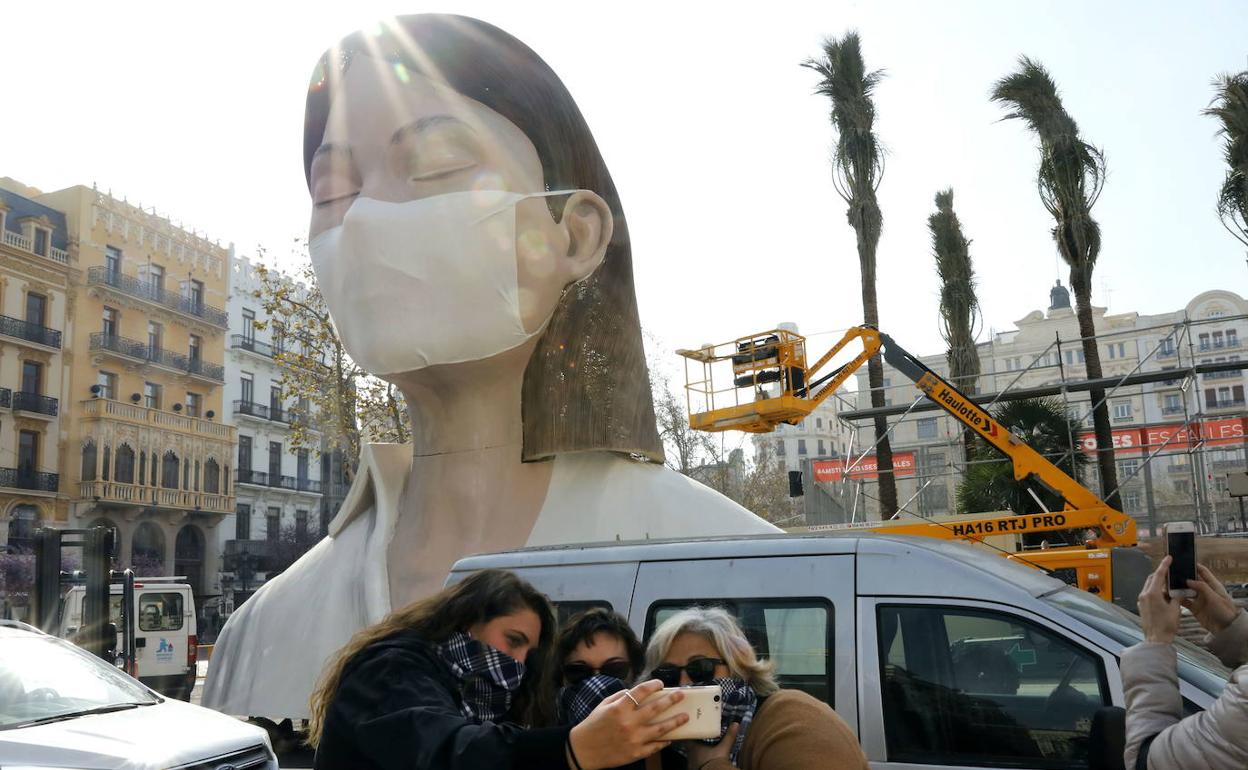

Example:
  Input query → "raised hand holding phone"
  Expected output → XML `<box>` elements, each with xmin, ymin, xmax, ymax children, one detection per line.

<box><xmin>1164</xmin><ymin>521</ymin><xmax>1197</xmax><ymax>599</ymax></box>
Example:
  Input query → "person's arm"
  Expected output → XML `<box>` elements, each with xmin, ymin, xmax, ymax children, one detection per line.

<box><xmin>1128</xmin><ymin>660</ymin><xmax>1248</xmax><ymax>770</ymax></box>
<box><xmin>1183</xmin><ymin>565</ymin><xmax>1247</xmax><ymax>669</ymax></box>
<box><xmin>335</xmin><ymin>649</ymin><xmax>568</xmax><ymax>770</ymax></box>
<box><xmin>733</xmin><ymin>691</ymin><xmax>868</xmax><ymax>770</ymax></box>
<box><xmin>1122</xmin><ymin>641</ymin><xmax>1182</xmax><ymax>770</ymax></box>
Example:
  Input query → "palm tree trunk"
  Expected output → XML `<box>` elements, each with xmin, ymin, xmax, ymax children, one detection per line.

<box><xmin>854</xmin><ymin>200</ymin><xmax>897</xmax><ymax>516</ymax></box>
<box><xmin>1070</xmin><ymin>273</ymin><xmax>1121</xmax><ymax>510</ymax></box>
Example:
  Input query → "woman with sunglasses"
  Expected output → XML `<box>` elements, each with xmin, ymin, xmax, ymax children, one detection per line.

<box><xmin>644</xmin><ymin>607</ymin><xmax>868</xmax><ymax>770</ymax></box>
<box><xmin>554</xmin><ymin>609</ymin><xmax>647</xmax><ymax>727</ymax></box>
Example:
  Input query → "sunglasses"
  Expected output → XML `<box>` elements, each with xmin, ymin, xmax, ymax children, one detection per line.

<box><xmin>650</xmin><ymin>657</ymin><xmax>727</xmax><ymax>687</ymax></box>
<box><xmin>563</xmin><ymin>660</ymin><xmax>634</xmax><ymax>685</ymax></box>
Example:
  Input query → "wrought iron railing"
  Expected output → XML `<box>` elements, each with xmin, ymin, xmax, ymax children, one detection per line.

<box><xmin>233</xmin><ymin>400</ymin><xmax>291</xmax><ymax>423</ymax></box>
<box><xmin>0</xmin><ymin>314</ymin><xmax>62</xmax><ymax>348</ymax></box>
<box><xmin>231</xmin><ymin>334</ymin><xmax>277</xmax><ymax>358</ymax></box>
<box><xmin>237</xmin><ymin>468</ymin><xmax>268</xmax><ymax>486</ymax></box>
<box><xmin>89</xmin><ymin>333</ymin><xmax>224</xmax><ymax>381</ymax></box>
<box><xmin>0</xmin><ymin>468</ymin><xmax>59</xmax><ymax>492</ymax></box>
<box><xmin>12</xmin><ymin>391</ymin><xmax>58</xmax><ymax>416</ymax></box>
<box><xmin>87</xmin><ymin>266</ymin><xmax>228</xmax><ymax>327</ymax></box>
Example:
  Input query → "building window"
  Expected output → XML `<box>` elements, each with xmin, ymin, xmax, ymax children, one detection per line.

<box><xmin>817</xmin><ymin>439</ymin><xmax>826</xmax><ymax>456</ymax></box>
<box><xmin>102</xmin><ymin>306</ymin><xmax>118</xmax><ymax>337</ymax></box>
<box><xmin>17</xmin><ymin>431</ymin><xmax>38</xmax><ymax>478</ymax></box>
<box><xmin>267</xmin><ymin>507</ymin><xmax>281</xmax><ymax>541</ymax></box>
<box><xmin>33</xmin><ymin>227</ymin><xmax>48</xmax><ymax>256</ymax></box>
<box><xmin>816</xmin><ymin>417</ymin><xmax>823</xmax><ymax>429</ymax></box>
<box><xmin>240</xmin><ymin>372</ymin><xmax>254</xmax><ymax>404</ymax></box>
<box><xmin>81</xmin><ymin>441</ymin><xmax>97</xmax><ymax>481</ymax></box>
<box><xmin>97</xmin><ymin>371</ymin><xmax>117</xmax><ymax>400</ymax></box>
<box><xmin>238</xmin><ymin>436</ymin><xmax>252</xmax><ymax>472</ymax></box>
<box><xmin>296</xmin><ymin>510</ymin><xmax>308</xmax><ymax>541</ymax></box>
<box><xmin>1163</xmin><ymin>393</ymin><xmax>1181</xmax><ymax>414</ymax></box>
<box><xmin>188</xmin><ymin>279</ymin><xmax>204</xmax><ymax>310</ymax></box>
<box><xmin>776</xmin><ymin>440</ymin><xmax>786</xmax><ymax>456</ymax></box>
<box><xmin>105</xmin><ymin>245</ymin><xmax>122</xmax><ymax>275</ymax></box>
<box><xmin>242</xmin><ymin>309</ymin><xmax>255</xmax><ymax>343</ymax></box>
<box><xmin>21</xmin><ymin>361</ymin><xmax>42</xmax><ymax>395</ymax></box>
<box><xmin>917</xmin><ymin>418</ymin><xmax>938</xmax><ymax>439</ymax></box>
<box><xmin>236</xmin><ymin>503</ymin><xmax>251</xmax><ymax>540</ymax></box>
<box><xmin>148</xmin><ymin>263</ymin><xmax>165</xmax><ymax>294</ymax></box>
<box><xmin>1200</xmin><ymin>333</ymin><xmax>1211</xmax><ymax>351</ymax></box>
<box><xmin>297</xmin><ymin>449</ymin><xmax>309</xmax><ymax>483</ymax></box>
<box><xmin>188</xmin><ymin>334</ymin><xmax>201</xmax><ymax>364</ymax></box>
<box><xmin>115</xmin><ymin>444</ymin><xmax>135</xmax><ymax>484</ymax></box>
<box><xmin>798</xmin><ymin>439</ymin><xmax>808</xmax><ymax>455</ymax></box>
<box><xmin>185</xmin><ymin>392</ymin><xmax>201</xmax><ymax>418</ymax></box>
<box><xmin>25</xmin><ymin>293</ymin><xmax>47</xmax><ymax>326</ymax></box>
<box><xmin>269</xmin><ymin>441</ymin><xmax>283</xmax><ymax>478</ymax></box>
<box><xmin>1229</xmin><ymin>329</ymin><xmax>1240</xmax><ymax>348</ymax></box>
<box><xmin>147</xmin><ymin>321</ymin><xmax>162</xmax><ymax>353</ymax></box>
<box><xmin>1112</xmin><ymin>402</ymin><xmax>1132</xmax><ymax>421</ymax></box>
<box><xmin>1159</xmin><ymin>337</ymin><xmax>1176</xmax><ymax>356</ymax></box>
<box><xmin>161</xmin><ymin>451</ymin><xmax>179</xmax><ymax>488</ymax></box>
<box><xmin>204</xmin><ymin>459</ymin><xmax>220</xmax><ymax>494</ymax></box>
<box><xmin>144</xmin><ymin>382</ymin><xmax>161</xmax><ymax>410</ymax></box>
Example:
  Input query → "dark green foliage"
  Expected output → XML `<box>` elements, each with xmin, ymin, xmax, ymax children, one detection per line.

<box><xmin>1205</xmin><ymin>71</ymin><xmax>1248</xmax><ymax>249</ymax></box>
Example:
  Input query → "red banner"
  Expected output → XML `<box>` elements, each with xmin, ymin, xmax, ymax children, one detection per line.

<box><xmin>813</xmin><ymin>452</ymin><xmax>916</xmax><ymax>483</ymax></box>
<box><xmin>1077</xmin><ymin>417</ymin><xmax>1248</xmax><ymax>454</ymax></box>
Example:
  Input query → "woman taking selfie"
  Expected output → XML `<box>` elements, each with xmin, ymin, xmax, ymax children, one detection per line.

<box><xmin>554</xmin><ymin>609</ymin><xmax>647</xmax><ymax>726</ymax></box>
<box><xmin>309</xmin><ymin>570</ymin><xmax>688</xmax><ymax>769</ymax></box>
<box><xmin>643</xmin><ymin>607</ymin><xmax>867</xmax><ymax>770</ymax></box>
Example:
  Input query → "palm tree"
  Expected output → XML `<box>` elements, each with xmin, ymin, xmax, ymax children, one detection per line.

<box><xmin>957</xmin><ymin>397</ymin><xmax>1088</xmax><ymax>547</ymax></box>
<box><xmin>1204</xmin><ymin>71</ymin><xmax>1248</xmax><ymax>256</ymax></box>
<box><xmin>804</xmin><ymin>32</ymin><xmax>897</xmax><ymax>516</ymax></box>
<box><xmin>929</xmin><ymin>189</ymin><xmax>981</xmax><ymax>465</ymax></box>
<box><xmin>991</xmin><ymin>57</ymin><xmax>1120</xmax><ymax>511</ymax></box>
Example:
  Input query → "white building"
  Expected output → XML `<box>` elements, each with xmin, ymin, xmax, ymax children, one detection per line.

<box><xmin>846</xmin><ymin>283</ymin><xmax>1247</xmax><ymax>532</ymax></box>
<box><xmin>218</xmin><ymin>254</ymin><xmax>326</xmax><ymax>612</ymax></box>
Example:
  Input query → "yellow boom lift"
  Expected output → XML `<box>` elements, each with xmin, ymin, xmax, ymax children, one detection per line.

<box><xmin>679</xmin><ymin>326</ymin><xmax>1149</xmax><ymax>608</ymax></box>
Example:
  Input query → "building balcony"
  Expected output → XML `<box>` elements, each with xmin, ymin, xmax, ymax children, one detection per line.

<box><xmin>1161</xmin><ymin>405</ymin><xmax>1185</xmax><ymax>415</ymax></box>
<box><xmin>0</xmin><ymin>387</ymin><xmax>9</xmax><ymax>409</ymax></box>
<box><xmin>1157</xmin><ymin>347</ymin><xmax>1178</xmax><ymax>359</ymax></box>
<box><xmin>79</xmin><ymin>397</ymin><xmax>235</xmax><ymax>441</ymax></box>
<box><xmin>86</xmin><ymin>266</ymin><xmax>228</xmax><ymax>328</ymax></box>
<box><xmin>1209</xmin><ymin>399</ymin><xmax>1247</xmax><ymax>411</ymax></box>
<box><xmin>1204</xmin><ymin>370</ymin><xmax>1242</xmax><ymax>381</ymax></box>
<box><xmin>77</xmin><ymin>479</ymin><xmax>233</xmax><ymax>513</ymax></box>
<box><xmin>230</xmin><ymin>334</ymin><xmax>280</xmax><ymax>359</ymax></box>
<box><xmin>233</xmin><ymin>400</ymin><xmax>291</xmax><ymax>424</ymax></box>
<box><xmin>89</xmin><ymin>333</ymin><xmax>225</xmax><ymax>383</ymax></box>
<box><xmin>236</xmin><ymin>468</ymin><xmax>321</xmax><ymax>495</ymax></box>
<box><xmin>0</xmin><ymin>314</ymin><xmax>62</xmax><ymax>349</ymax></box>
<box><xmin>11</xmin><ymin>391</ymin><xmax>58</xmax><ymax>418</ymax></box>
<box><xmin>1200</xmin><ymin>340</ymin><xmax>1242</xmax><ymax>352</ymax></box>
<box><xmin>0</xmin><ymin>468</ymin><xmax>59</xmax><ymax>493</ymax></box>
<box><xmin>2</xmin><ymin>228</ymin><xmax>69</xmax><ymax>264</ymax></box>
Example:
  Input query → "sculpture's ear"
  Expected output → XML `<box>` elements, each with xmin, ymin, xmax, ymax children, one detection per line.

<box><xmin>556</xmin><ymin>190</ymin><xmax>612</xmax><ymax>283</ymax></box>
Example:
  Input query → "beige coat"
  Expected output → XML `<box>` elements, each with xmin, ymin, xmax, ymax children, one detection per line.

<box><xmin>1123</xmin><ymin>610</ymin><xmax>1248</xmax><ymax>770</ymax></box>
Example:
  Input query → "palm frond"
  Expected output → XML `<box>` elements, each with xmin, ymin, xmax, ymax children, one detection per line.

<box><xmin>1206</xmin><ymin>72</ymin><xmax>1248</xmax><ymax>247</ymax></box>
<box><xmin>929</xmin><ymin>188</ymin><xmax>981</xmax><ymax>387</ymax></box>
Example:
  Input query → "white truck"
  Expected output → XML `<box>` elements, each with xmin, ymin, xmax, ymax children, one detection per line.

<box><xmin>57</xmin><ymin>577</ymin><xmax>198</xmax><ymax>700</ymax></box>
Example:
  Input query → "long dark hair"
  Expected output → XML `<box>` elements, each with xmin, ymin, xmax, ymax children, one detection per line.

<box><xmin>303</xmin><ymin>14</ymin><xmax>663</xmax><ymax>463</ymax></box>
<box><xmin>307</xmin><ymin>569</ymin><xmax>557</xmax><ymax>745</ymax></box>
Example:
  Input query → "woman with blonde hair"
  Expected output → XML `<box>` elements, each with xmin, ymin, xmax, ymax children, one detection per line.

<box><xmin>309</xmin><ymin>569</ymin><xmax>690</xmax><ymax>770</ymax></box>
<box><xmin>643</xmin><ymin>607</ymin><xmax>867</xmax><ymax>770</ymax></box>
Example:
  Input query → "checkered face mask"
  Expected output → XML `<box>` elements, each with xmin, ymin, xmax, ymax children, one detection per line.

<box><xmin>438</xmin><ymin>631</ymin><xmax>527</xmax><ymax>723</ymax></box>
<box><xmin>690</xmin><ymin>678</ymin><xmax>758</xmax><ymax>766</ymax></box>
<box><xmin>557</xmin><ymin>674</ymin><xmax>626</xmax><ymax>725</ymax></box>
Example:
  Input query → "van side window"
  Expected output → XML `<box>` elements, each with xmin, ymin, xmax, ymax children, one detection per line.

<box><xmin>878</xmin><ymin>604</ymin><xmax>1109</xmax><ymax>768</ymax></box>
<box><xmin>138</xmin><ymin>593</ymin><xmax>184</xmax><ymax>632</ymax></box>
<box><xmin>646</xmin><ymin>599</ymin><xmax>832</xmax><ymax>705</ymax></box>
<box><xmin>554</xmin><ymin>600</ymin><xmax>613</xmax><ymax>626</ymax></box>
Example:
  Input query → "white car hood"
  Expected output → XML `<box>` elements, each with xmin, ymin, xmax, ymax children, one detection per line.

<box><xmin>0</xmin><ymin>697</ymin><xmax>271</xmax><ymax>769</ymax></box>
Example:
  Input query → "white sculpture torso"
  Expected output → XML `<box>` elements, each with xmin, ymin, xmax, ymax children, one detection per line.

<box><xmin>202</xmin><ymin>444</ymin><xmax>780</xmax><ymax>718</ymax></box>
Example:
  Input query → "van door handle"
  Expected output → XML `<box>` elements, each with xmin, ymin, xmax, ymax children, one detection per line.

<box><xmin>135</xmin><ymin>637</ymin><xmax>147</xmax><ymax>649</ymax></box>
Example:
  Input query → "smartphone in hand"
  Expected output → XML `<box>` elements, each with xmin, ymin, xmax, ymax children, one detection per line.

<box><xmin>643</xmin><ymin>685</ymin><xmax>722</xmax><ymax>740</ymax></box>
<box><xmin>1165</xmin><ymin>521</ymin><xmax>1197</xmax><ymax>599</ymax></box>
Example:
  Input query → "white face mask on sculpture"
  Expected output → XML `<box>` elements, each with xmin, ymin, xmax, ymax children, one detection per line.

<box><xmin>309</xmin><ymin>189</ymin><xmax>582</xmax><ymax>376</ymax></box>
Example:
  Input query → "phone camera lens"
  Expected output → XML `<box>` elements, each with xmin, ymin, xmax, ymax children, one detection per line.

<box><xmin>714</xmin><ymin>695</ymin><xmax>721</xmax><ymax>702</ymax></box>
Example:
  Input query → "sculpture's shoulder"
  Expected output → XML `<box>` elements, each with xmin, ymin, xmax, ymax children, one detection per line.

<box><xmin>526</xmin><ymin>453</ymin><xmax>780</xmax><ymax>546</ymax></box>
<box><xmin>202</xmin><ymin>509</ymin><xmax>378</xmax><ymax>719</ymax></box>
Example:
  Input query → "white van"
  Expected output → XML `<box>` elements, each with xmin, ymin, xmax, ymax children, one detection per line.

<box><xmin>58</xmin><ymin>579</ymin><xmax>198</xmax><ymax>700</ymax></box>
<box><xmin>450</xmin><ymin>533</ymin><xmax>1231</xmax><ymax>770</ymax></box>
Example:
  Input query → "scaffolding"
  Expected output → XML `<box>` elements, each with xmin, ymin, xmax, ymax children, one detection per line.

<box><xmin>800</xmin><ymin>313</ymin><xmax>1248</xmax><ymax>537</ymax></box>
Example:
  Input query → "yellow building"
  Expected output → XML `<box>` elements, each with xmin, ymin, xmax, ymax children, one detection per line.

<box><xmin>0</xmin><ymin>182</ymin><xmax>72</xmax><ymax>550</ymax></box>
<box><xmin>25</xmin><ymin>181</ymin><xmax>236</xmax><ymax>599</ymax></box>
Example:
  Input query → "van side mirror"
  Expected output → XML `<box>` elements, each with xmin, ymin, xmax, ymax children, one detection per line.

<box><xmin>1088</xmin><ymin>706</ymin><xmax>1126</xmax><ymax>770</ymax></box>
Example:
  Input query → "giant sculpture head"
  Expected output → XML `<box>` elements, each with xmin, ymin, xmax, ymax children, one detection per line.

<box><xmin>303</xmin><ymin>14</ymin><xmax>661</xmax><ymax>462</ymax></box>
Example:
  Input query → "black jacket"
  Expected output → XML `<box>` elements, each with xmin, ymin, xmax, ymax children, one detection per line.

<box><xmin>314</xmin><ymin>633</ymin><xmax>569</xmax><ymax>770</ymax></box>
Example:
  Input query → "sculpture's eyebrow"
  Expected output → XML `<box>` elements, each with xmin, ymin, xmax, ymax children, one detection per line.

<box><xmin>311</xmin><ymin>142</ymin><xmax>353</xmax><ymax>165</ymax></box>
<box><xmin>390</xmin><ymin>115</ymin><xmax>476</xmax><ymax>145</ymax></box>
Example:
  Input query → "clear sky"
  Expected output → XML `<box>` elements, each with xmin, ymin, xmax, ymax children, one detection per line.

<box><xmin>2</xmin><ymin>0</ymin><xmax>1245</xmax><ymax>388</ymax></box>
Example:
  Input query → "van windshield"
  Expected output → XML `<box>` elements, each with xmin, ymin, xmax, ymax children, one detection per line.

<box><xmin>1043</xmin><ymin>587</ymin><xmax>1230</xmax><ymax>698</ymax></box>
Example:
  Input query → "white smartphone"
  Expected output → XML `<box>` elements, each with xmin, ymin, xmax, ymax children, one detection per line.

<box><xmin>1165</xmin><ymin>521</ymin><xmax>1197</xmax><ymax>599</ymax></box>
<box><xmin>642</xmin><ymin>684</ymin><xmax>722</xmax><ymax>740</ymax></box>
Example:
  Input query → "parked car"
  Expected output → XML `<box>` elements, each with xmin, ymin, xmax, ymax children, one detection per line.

<box><xmin>450</xmin><ymin>533</ymin><xmax>1231</xmax><ymax>770</ymax></box>
<box><xmin>58</xmin><ymin>578</ymin><xmax>198</xmax><ymax>699</ymax></box>
<box><xmin>0</xmin><ymin>620</ymin><xmax>274</xmax><ymax>770</ymax></box>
